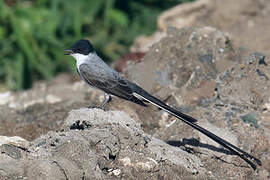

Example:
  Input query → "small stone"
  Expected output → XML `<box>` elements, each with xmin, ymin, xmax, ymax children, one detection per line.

<box><xmin>262</xmin><ymin>103</ymin><xmax>270</xmax><ymax>111</ymax></box>
<box><xmin>112</xmin><ymin>169</ymin><xmax>121</xmax><ymax>176</ymax></box>
<box><xmin>0</xmin><ymin>136</ymin><xmax>29</xmax><ymax>147</ymax></box>
<box><xmin>135</xmin><ymin>161</ymin><xmax>155</xmax><ymax>172</ymax></box>
<box><xmin>247</xmin><ymin>52</ymin><xmax>265</xmax><ymax>65</ymax></box>
<box><xmin>240</xmin><ymin>112</ymin><xmax>259</xmax><ymax>128</ymax></box>
<box><xmin>256</xmin><ymin>69</ymin><xmax>269</xmax><ymax>80</ymax></box>
<box><xmin>119</xmin><ymin>157</ymin><xmax>131</xmax><ymax>166</ymax></box>
<box><xmin>0</xmin><ymin>144</ymin><xmax>22</xmax><ymax>159</ymax></box>
<box><xmin>199</xmin><ymin>54</ymin><xmax>213</xmax><ymax>62</ymax></box>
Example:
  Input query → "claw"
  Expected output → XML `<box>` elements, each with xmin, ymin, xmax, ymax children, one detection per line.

<box><xmin>88</xmin><ymin>105</ymin><xmax>106</xmax><ymax>111</ymax></box>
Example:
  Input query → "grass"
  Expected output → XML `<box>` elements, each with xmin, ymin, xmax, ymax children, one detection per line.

<box><xmin>0</xmin><ymin>0</ymin><xmax>194</xmax><ymax>90</ymax></box>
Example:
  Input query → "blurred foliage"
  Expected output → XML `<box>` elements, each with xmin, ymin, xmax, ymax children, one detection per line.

<box><xmin>0</xmin><ymin>0</ymin><xmax>194</xmax><ymax>90</ymax></box>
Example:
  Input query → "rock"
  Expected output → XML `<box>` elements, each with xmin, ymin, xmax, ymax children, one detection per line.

<box><xmin>131</xmin><ymin>0</ymin><xmax>270</xmax><ymax>59</ymax></box>
<box><xmin>125</xmin><ymin>27</ymin><xmax>235</xmax><ymax>107</ymax></box>
<box><xmin>124</xmin><ymin>26</ymin><xmax>269</xmax><ymax>178</ymax></box>
<box><xmin>157</xmin><ymin>0</ymin><xmax>211</xmax><ymax>31</ymax></box>
<box><xmin>130</xmin><ymin>0</ymin><xmax>211</xmax><ymax>53</ymax></box>
<box><xmin>0</xmin><ymin>76</ymin><xmax>104</xmax><ymax>141</ymax></box>
<box><xmin>247</xmin><ymin>52</ymin><xmax>266</xmax><ymax>65</ymax></box>
<box><xmin>240</xmin><ymin>112</ymin><xmax>259</xmax><ymax>128</ymax></box>
<box><xmin>0</xmin><ymin>109</ymin><xmax>202</xmax><ymax>179</ymax></box>
<box><xmin>0</xmin><ymin>136</ymin><xmax>29</xmax><ymax>147</ymax></box>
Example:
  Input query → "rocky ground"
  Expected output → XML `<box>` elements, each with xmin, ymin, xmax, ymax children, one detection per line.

<box><xmin>1</xmin><ymin>0</ymin><xmax>270</xmax><ymax>179</ymax></box>
<box><xmin>132</xmin><ymin>0</ymin><xmax>270</xmax><ymax>57</ymax></box>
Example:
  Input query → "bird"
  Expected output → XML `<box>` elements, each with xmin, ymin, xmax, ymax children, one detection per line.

<box><xmin>65</xmin><ymin>39</ymin><xmax>261</xmax><ymax>170</ymax></box>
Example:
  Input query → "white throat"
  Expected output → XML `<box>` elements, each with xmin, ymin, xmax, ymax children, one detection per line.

<box><xmin>71</xmin><ymin>53</ymin><xmax>91</xmax><ymax>70</ymax></box>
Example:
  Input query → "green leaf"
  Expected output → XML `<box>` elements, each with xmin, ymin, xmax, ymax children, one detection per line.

<box><xmin>107</xmin><ymin>9</ymin><xmax>128</xmax><ymax>27</ymax></box>
<box><xmin>0</xmin><ymin>0</ymin><xmax>190</xmax><ymax>90</ymax></box>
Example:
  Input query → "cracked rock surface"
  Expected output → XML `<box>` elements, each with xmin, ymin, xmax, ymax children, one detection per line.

<box><xmin>0</xmin><ymin>109</ymin><xmax>202</xmax><ymax>179</ymax></box>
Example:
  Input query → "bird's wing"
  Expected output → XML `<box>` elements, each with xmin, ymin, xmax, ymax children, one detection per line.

<box><xmin>79</xmin><ymin>63</ymin><xmax>145</xmax><ymax>105</ymax></box>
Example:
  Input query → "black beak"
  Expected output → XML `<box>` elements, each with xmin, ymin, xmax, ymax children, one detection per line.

<box><xmin>64</xmin><ymin>49</ymin><xmax>73</xmax><ymax>55</ymax></box>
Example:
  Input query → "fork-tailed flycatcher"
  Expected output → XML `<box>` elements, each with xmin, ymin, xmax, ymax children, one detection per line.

<box><xmin>65</xmin><ymin>39</ymin><xmax>261</xmax><ymax>170</ymax></box>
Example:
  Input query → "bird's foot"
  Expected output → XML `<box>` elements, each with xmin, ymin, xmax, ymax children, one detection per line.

<box><xmin>87</xmin><ymin>94</ymin><xmax>112</xmax><ymax>111</ymax></box>
<box><xmin>88</xmin><ymin>105</ymin><xmax>106</xmax><ymax>111</ymax></box>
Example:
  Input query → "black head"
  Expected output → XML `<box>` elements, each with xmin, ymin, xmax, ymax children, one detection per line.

<box><xmin>65</xmin><ymin>39</ymin><xmax>94</xmax><ymax>55</ymax></box>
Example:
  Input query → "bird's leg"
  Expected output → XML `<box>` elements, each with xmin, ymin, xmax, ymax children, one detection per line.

<box><xmin>88</xmin><ymin>93</ymin><xmax>112</xmax><ymax>110</ymax></box>
<box><xmin>99</xmin><ymin>93</ymin><xmax>112</xmax><ymax>108</ymax></box>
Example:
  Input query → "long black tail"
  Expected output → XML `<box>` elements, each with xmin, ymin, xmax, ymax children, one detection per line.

<box><xmin>132</xmin><ymin>88</ymin><xmax>261</xmax><ymax>170</ymax></box>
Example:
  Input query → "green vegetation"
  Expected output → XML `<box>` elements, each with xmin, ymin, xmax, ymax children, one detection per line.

<box><xmin>0</xmin><ymin>0</ymin><xmax>194</xmax><ymax>90</ymax></box>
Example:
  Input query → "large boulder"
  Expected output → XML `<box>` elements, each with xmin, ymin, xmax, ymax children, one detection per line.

<box><xmin>0</xmin><ymin>109</ymin><xmax>202</xmax><ymax>179</ymax></box>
